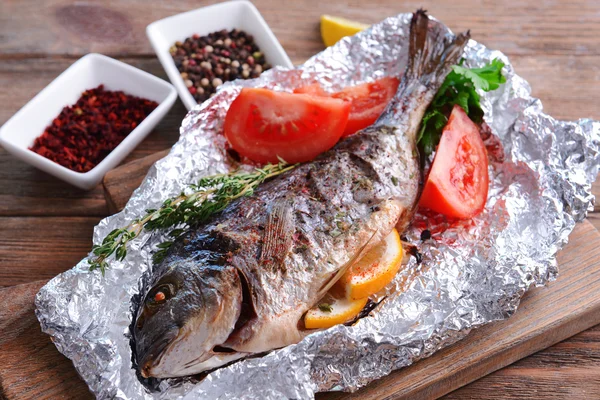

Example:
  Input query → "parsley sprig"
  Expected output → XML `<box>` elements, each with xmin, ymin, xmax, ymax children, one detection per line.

<box><xmin>89</xmin><ymin>161</ymin><xmax>295</xmax><ymax>274</ymax></box>
<box><xmin>418</xmin><ymin>58</ymin><xmax>506</xmax><ymax>155</ymax></box>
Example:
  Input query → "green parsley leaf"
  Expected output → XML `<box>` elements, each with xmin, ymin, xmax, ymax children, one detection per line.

<box><xmin>418</xmin><ymin>59</ymin><xmax>506</xmax><ymax>155</ymax></box>
<box><xmin>418</xmin><ymin>109</ymin><xmax>447</xmax><ymax>155</ymax></box>
<box><xmin>454</xmin><ymin>58</ymin><xmax>507</xmax><ymax>92</ymax></box>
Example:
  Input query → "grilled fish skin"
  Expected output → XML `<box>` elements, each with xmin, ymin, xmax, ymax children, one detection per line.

<box><xmin>134</xmin><ymin>10</ymin><xmax>470</xmax><ymax>379</ymax></box>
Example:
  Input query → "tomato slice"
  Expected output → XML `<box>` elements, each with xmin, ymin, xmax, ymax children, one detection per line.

<box><xmin>295</xmin><ymin>77</ymin><xmax>400</xmax><ymax>136</ymax></box>
<box><xmin>223</xmin><ymin>88</ymin><xmax>350</xmax><ymax>164</ymax></box>
<box><xmin>293</xmin><ymin>83</ymin><xmax>328</xmax><ymax>97</ymax></box>
<box><xmin>419</xmin><ymin>105</ymin><xmax>489</xmax><ymax>219</ymax></box>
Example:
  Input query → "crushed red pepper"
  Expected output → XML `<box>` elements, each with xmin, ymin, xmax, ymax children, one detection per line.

<box><xmin>29</xmin><ymin>85</ymin><xmax>158</xmax><ymax>173</ymax></box>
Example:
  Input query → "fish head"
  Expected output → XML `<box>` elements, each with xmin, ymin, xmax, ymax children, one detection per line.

<box><xmin>134</xmin><ymin>261</ymin><xmax>242</xmax><ymax>378</ymax></box>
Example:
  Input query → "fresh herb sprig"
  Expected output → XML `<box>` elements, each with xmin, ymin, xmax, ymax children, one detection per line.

<box><xmin>89</xmin><ymin>161</ymin><xmax>295</xmax><ymax>274</ymax></box>
<box><xmin>418</xmin><ymin>58</ymin><xmax>506</xmax><ymax>155</ymax></box>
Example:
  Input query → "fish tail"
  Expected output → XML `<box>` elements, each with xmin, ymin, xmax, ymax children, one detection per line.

<box><xmin>404</xmin><ymin>9</ymin><xmax>470</xmax><ymax>89</ymax></box>
<box><xmin>375</xmin><ymin>10</ymin><xmax>470</xmax><ymax>131</ymax></box>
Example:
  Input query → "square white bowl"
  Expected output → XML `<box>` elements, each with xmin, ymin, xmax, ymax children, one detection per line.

<box><xmin>0</xmin><ymin>53</ymin><xmax>177</xmax><ymax>190</ymax></box>
<box><xmin>147</xmin><ymin>0</ymin><xmax>294</xmax><ymax>111</ymax></box>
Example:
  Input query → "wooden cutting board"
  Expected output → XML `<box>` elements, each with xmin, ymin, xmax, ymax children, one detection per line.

<box><xmin>1</xmin><ymin>220</ymin><xmax>600</xmax><ymax>399</ymax></box>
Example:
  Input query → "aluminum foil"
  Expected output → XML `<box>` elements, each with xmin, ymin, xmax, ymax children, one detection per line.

<box><xmin>35</xmin><ymin>13</ymin><xmax>600</xmax><ymax>399</ymax></box>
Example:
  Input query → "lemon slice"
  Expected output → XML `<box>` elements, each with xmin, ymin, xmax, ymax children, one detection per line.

<box><xmin>304</xmin><ymin>294</ymin><xmax>368</xmax><ymax>330</ymax></box>
<box><xmin>320</xmin><ymin>15</ymin><xmax>369</xmax><ymax>47</ymax></box>
<box><xmin>336</xmin><ymin>229</ymin><xmax>403</xmax><ymax>300</ymax></box>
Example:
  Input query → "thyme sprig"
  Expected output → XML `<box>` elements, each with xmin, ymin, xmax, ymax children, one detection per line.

<box><xmin>89</xmin><ymin>161</ymin><xmax>295</xmax><ymax>274</ymax></box>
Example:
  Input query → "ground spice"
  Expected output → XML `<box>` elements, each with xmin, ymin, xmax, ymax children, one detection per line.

<box><xmin>29</xmin><ymin>85</ymin><xmax>158</xmax><ymax>173</ymax></box>
<box><xmin>170</xmin><ymin>29</ymin><xmax>271</xmax><ymax>103</ymax></box>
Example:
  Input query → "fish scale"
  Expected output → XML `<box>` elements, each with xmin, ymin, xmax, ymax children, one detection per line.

<box><xmin>134</xmin><ymin>10</ymin><xmax>470</xmax><ymax>378</ymax></box>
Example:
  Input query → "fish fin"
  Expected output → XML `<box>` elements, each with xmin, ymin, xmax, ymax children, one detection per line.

<box><xmin>260</xmin><ymin>198</ymin><xmax>294</xmax><ymax>272</ymax></box>
<box><xmin>405</xmin><ymin>9</ymin><xmax>470</xmax><ymax>87</ymax></box>
<box><xmin>315</xmin><ymin>230</ymin><xmax>379</xmax><ymax>300</ymax></box>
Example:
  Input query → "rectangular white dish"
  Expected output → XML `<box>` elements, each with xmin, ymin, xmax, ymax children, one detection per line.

<box><xmin>0</xmin><ymin>53</ymin><xmax>177</xmax><ymax>190</ymax></box>
<box><xmin>146</xmin><ymin>0</ymin><xmax>293</xmax><ymax>111</ymax></box>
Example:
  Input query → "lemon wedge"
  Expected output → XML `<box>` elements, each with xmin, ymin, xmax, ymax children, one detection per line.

<box><xmin>304</xmin><ymin>294</ymin><xmax>368</xmax><ymax>330</ymax></box>
<box><xmin>305</xmin><ymin>229</ymin><xmax>403</xmax><ymax>330</ymax></box>
<box><xmin>320</xmin><ymin>15</ymin><xmax>369</xmax><ymax>47</ymax></box>
<box><xmin>336</xmin><ymin>229</ymin><xmax>403</xmax><ymax>300</ymax></box>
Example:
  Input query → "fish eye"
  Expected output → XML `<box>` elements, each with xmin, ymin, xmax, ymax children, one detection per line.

<box><xmin>147</xmin><ymin>283</ymin><xmax>176</xmax><ymax>306</ymax></box>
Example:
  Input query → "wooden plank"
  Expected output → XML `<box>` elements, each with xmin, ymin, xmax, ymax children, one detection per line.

<box><xmin>0</xmin><ymin>217</ymin><xmax>101</xmax><ymax>287</ymax></box>
<box><xmin>0</xmin><ymin>153</ymin><xmax>107</xmax><ymax>217</ymax></box>
<box><xmin>593</xmin><ymin>181</ymin><xmax>600</xmax><ymax>213</ymax></box>
<box><xmin>103</xmin><ymin>149</ymin><xmax>170</xmax><ymax>214</ymax></box>
<box><xmin>0</xmin><ymin>57</ymin><xmax>186</xmax><ymax>217</ymax></box>
<box><xmin>0</xmin><ymin>280</ymin><xmax>92</xmax><ymax>400</ymax></box>
<box><xmin>587</xmin><ymin>212</ymin><xmax>600</xmax><ymax>231</ymax></box>
<box><xmin>441</xmin><ymin>324</ymin><xmax>600</xmax><ymax>399</ymax></box>
<box><xmin>509</xmin><ymin>55</ymin><xmax>600</xmax><ymax>121</ymax></box>
<box><xmin>1</xmin><ymin>220</ymin><xmax>599</xmax><ymax>400</ymax></box>
<box><xmin>0</xmin><ymin>0</ymin><xmax>599</xmax><ymax>59</ymax></box>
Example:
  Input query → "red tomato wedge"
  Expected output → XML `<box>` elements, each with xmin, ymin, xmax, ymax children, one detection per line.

<box><xmin>293</xmin><ymin>83</ymin><xmax>327</xmax><ymax>97</ymax></box>
<box><xmin>419</xmin><ymin>105</ymin><xmax>489</xmax><ymax>219</ymax></box>
<box><xmin>295</xmin><ymin>77</ymin><xmax>400</xmax><ymax>136</ymax></box>
<box><xmin>223</xmin><ymin>88</ymin><xmax>350</xmax><ymax>164</ymax></box>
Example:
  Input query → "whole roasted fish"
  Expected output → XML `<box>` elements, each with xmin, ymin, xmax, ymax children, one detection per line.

<box><xmin>134</xmin><ymin>10</ymin><xmax>469</xmax><ymax>379</ymax></box>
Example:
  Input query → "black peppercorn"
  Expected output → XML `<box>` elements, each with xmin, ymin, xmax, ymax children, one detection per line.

<box><xmin>171</xmin><ymin>29</ymin><xmax>271</xmax><ymax>103</ymax></box>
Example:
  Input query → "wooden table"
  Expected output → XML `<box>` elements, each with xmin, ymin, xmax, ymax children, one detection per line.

<box><xmin>1</xmin><ymin>1</ymin><xmax>599</xmax><ymax>398</ymax></box>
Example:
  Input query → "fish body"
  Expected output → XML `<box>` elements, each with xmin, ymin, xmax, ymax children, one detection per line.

<box><xmin>134</xmin><ymin>10</ymin><xmax>469</xmax><ymax>378</ymax></box>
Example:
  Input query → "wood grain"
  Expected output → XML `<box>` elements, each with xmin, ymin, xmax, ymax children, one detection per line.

<box><xmin>442</xmin><ymin>335</ymin><xmax>600</xmax><ymax>400</ymax></box>
<box><xmin>593</xmin><ymin>181</ymin><xmax>600</xmax><ymax>213</ymax></box>
<box><xmin>0</xmin><ymin>281</ymin><xmax>92</xmax><ymax>399</ymax></box>
<box><xmin>103</xmin><ymin>149</ymin><xmax>170</xmax><ymax>214</ymax></box>
<box><xmin>0</xmin><ymin>217</ymin><xmax>101</xmax><ymax>287</ymax></box>
<box><xmin>1</xmin><ymin>0</ymin><xmax>599</xmax><ymax>59</ymax></box>
<box><xmin>1</xmin><ymin>220</ymin><xmax>599</xmax><ymax>400</ymax></box>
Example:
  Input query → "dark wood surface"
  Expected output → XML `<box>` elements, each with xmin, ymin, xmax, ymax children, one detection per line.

<box><xmin>0</xmin><ymin>281</ymin><xmax>93</xmax><ymax>400</ymax></box>
<box><xmin>103</xmin><ymin>149</ymin><xmax>169</xmax><ymax>214</ymax></box>
<box><xmin>1</xmin><ymin>0</ymin><xmax>600</xmax><ymax>399</ymax></box>
<box><xmin>2</xmin><ymin>220</ymin><xmax>599</xmax><ymax>400</ymax></box>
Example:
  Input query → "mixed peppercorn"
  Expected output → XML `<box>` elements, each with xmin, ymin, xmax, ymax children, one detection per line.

<box><xmin>170</xmin><ymin>29</ymin><xmax>271</xmax><ymax>103</ymax></box>
<box><xmin>29</xmin><ymin>85</ymin><xmax>158</xmax><ymax>173</ymax></box>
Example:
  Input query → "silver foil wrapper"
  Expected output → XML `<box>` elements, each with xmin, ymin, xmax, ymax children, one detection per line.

<box><xmin>35</xmin><ymin>13</ymin><xmax>600</xmax><ymax>399</ymax></box>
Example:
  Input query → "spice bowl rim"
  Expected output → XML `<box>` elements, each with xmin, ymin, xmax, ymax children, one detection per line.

<box><xmin>146</xmin><ymin>0</ymin><xmax>294</xmax><ymax>111</ymax></box>
<box><xmin>0</xmin><ymin>53</ymin><xmax>177</xmax><ymax>190</ymax></box>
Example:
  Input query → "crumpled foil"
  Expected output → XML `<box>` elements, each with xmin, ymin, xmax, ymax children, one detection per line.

<box><xmin>35</xmin><ymin>13</ymin><xmax>600</xmax><ymax>399</ymax></box>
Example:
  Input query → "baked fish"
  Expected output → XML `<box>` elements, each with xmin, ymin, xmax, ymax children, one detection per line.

<box><xmin>134</xmin><ymin>10</ymin><xmax>469</xmax><ymax>378</ymax></box>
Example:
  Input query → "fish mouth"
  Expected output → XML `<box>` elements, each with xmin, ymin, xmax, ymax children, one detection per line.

<box><xmin>139</xmin><ymin>325</ymin><xmax>247</xmax><ymax>378</ymax></box>
<box><xmin>143</xmin><ymin>342</ymin><xmax>249</xmax><ymax>378</ymax></box>
<box><xmin>177</xmin><ymin>349</ymin><xmax>249</xmax><ymax>376</ymax></box>
<box><xmin>138</xmin><ymin>331</ymin><xmax>179</xmax><ymax>378</ymax></box>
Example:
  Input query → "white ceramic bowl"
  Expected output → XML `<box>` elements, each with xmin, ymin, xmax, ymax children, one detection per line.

<box><xmin>147</xmin><ymin>0</ymin><xmax>293</xmax><ymax>111</ymax></box>
<box><xmin>0</xmin><ymin>53</ymin><xmax>177</xmax><ymax>190</ymax></box>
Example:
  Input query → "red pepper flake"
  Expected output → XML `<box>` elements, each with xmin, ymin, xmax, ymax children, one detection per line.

<box><xmin>29</xmin><ymin>85</ymin><xmax>158</xmax><ymax>173</ymax></box>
